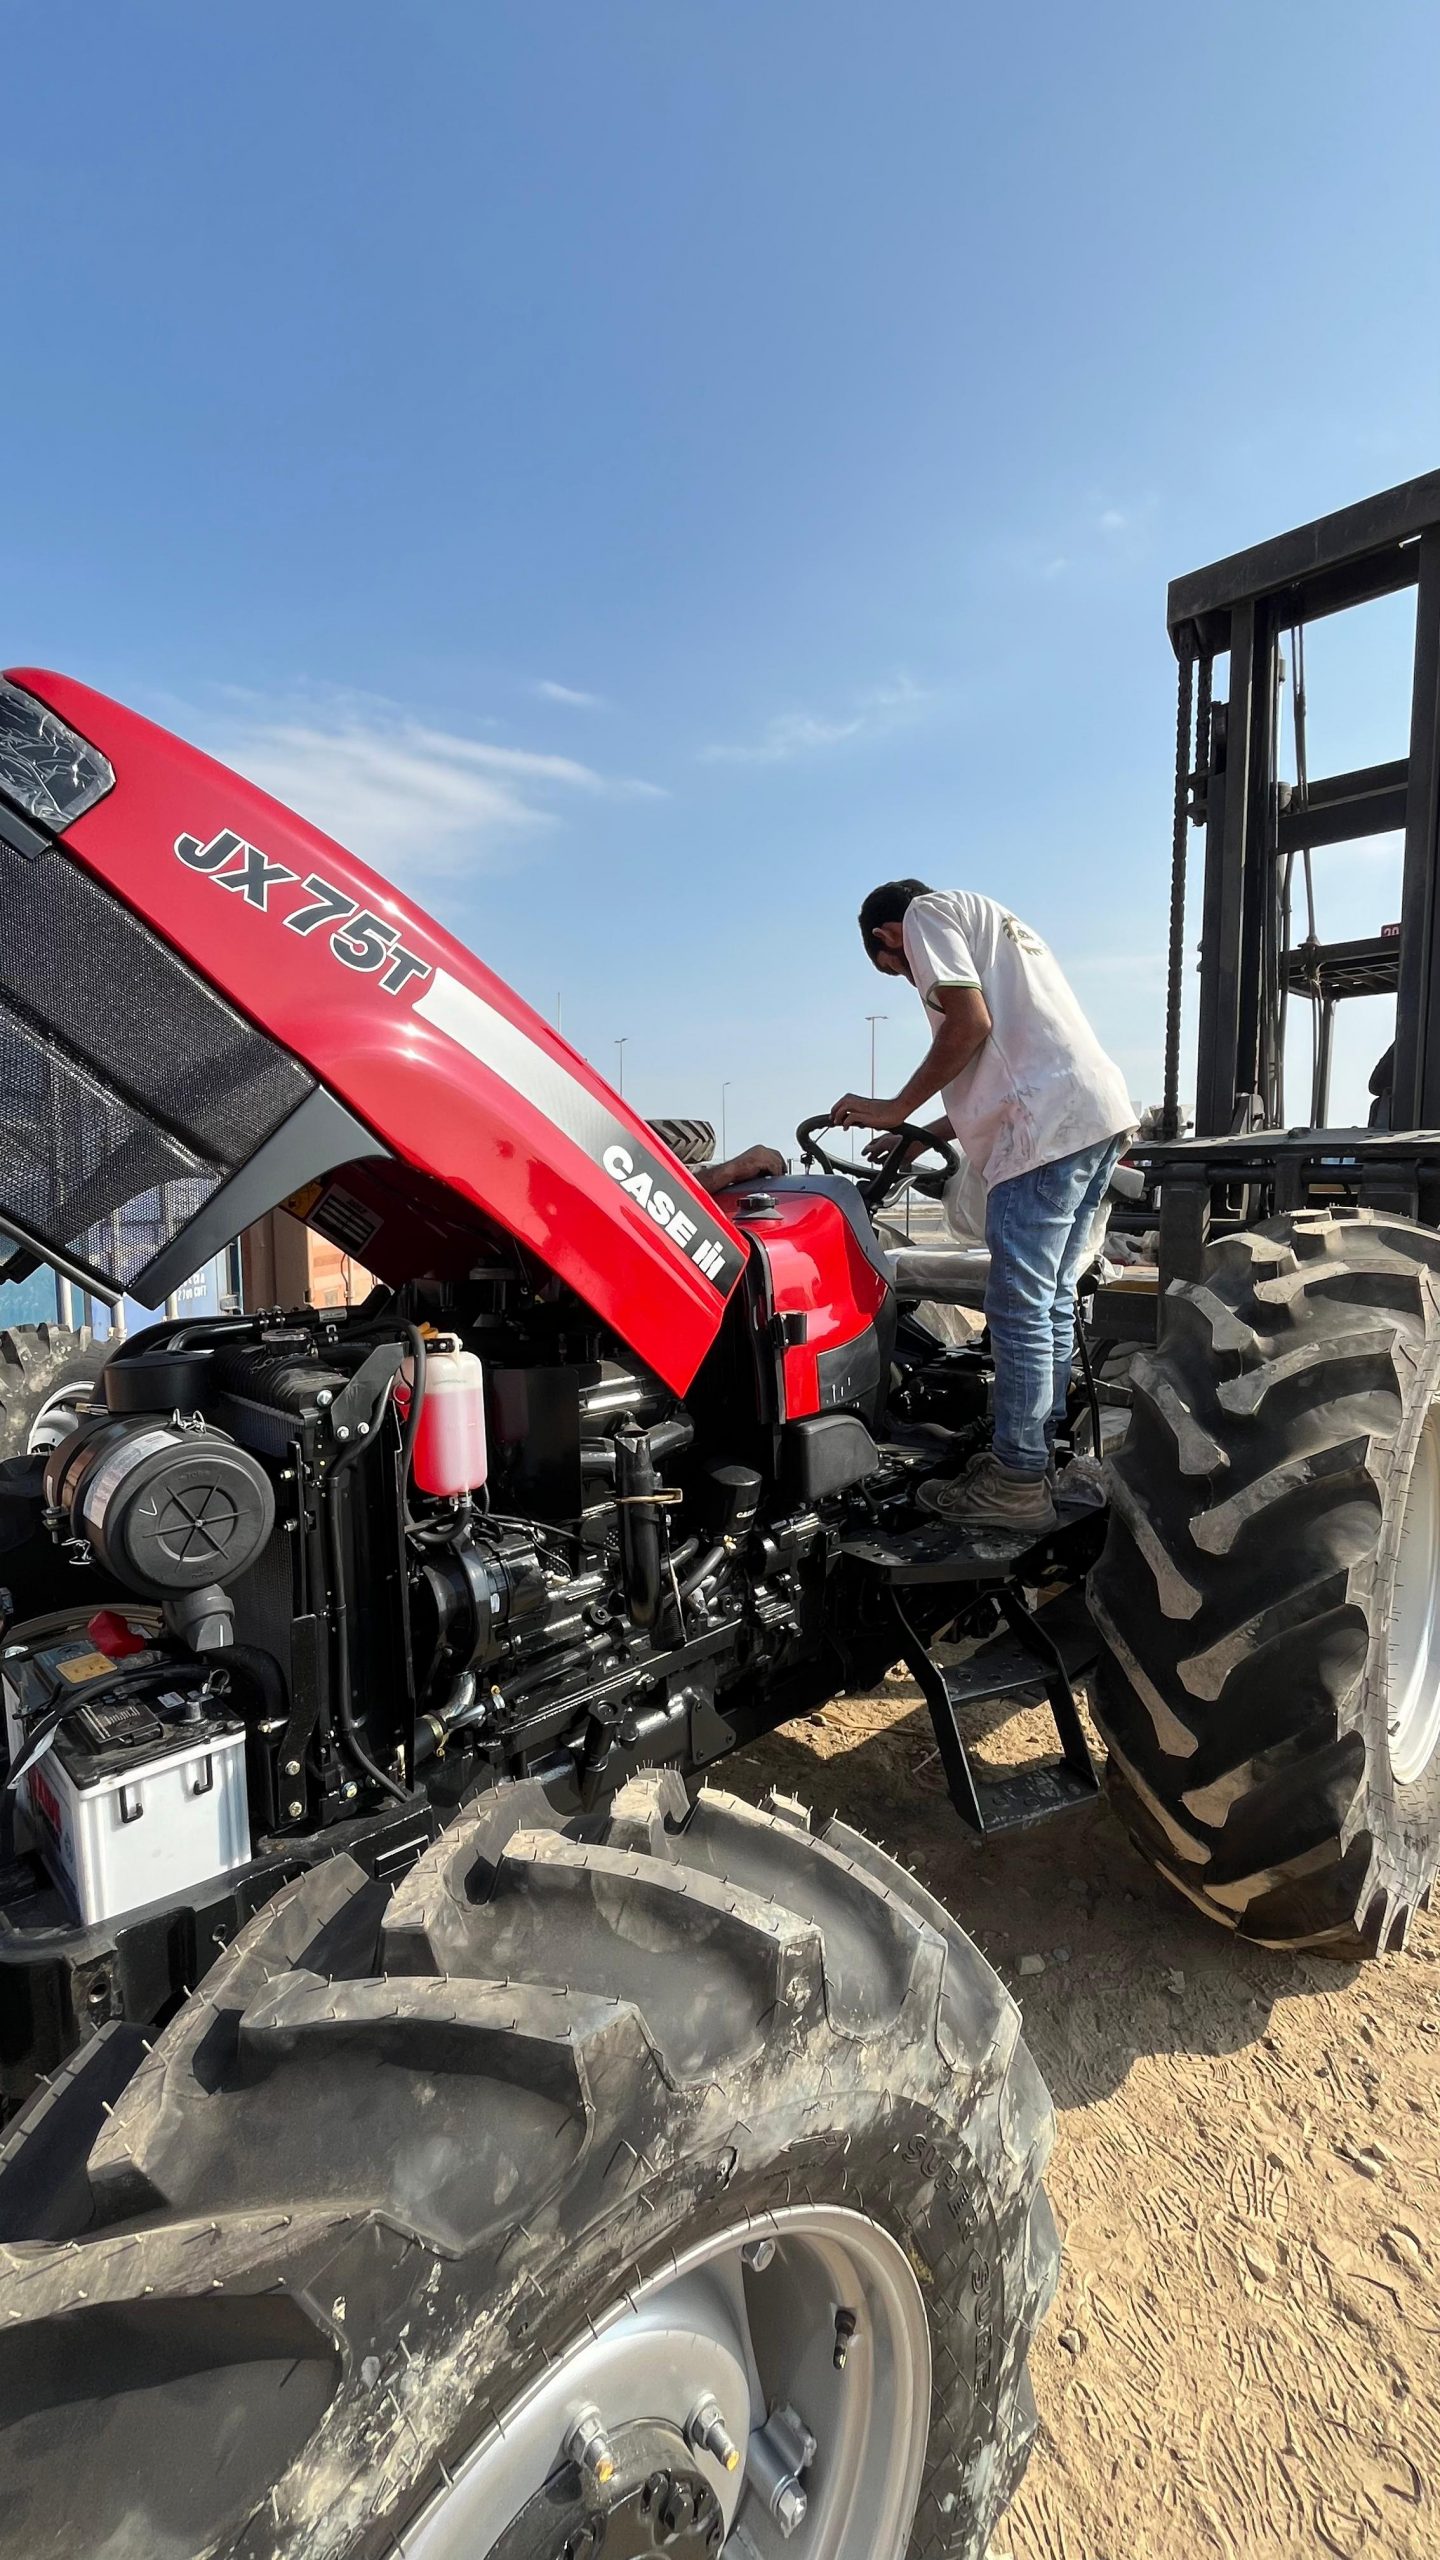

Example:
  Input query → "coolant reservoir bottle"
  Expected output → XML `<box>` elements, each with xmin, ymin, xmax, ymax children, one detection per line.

<box><xmin>402</xmin><ymin>1335</ymin><xmax>488</xmax><ymax>1496</ymax></box>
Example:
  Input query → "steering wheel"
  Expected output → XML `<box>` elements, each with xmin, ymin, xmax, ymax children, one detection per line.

<box><xmin>794</xmin><ymin>1116</ymin><xmax>961</xmax><ymax>1213</ymax></box>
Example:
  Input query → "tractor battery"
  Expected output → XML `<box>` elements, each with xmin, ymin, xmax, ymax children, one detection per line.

<box><xmin>2</xmin><ymin>1621</ymin><xmax>251</xmax><ymax>1926</ymax></box>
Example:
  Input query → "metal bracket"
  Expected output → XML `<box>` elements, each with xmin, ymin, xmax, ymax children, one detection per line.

<box><xmin>329</xmin><ymin>1341</ymin><xmax>404</xmax><ymax>1442</ymax></box>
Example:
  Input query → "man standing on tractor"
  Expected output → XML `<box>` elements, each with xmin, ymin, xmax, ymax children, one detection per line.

<box><xmin>834</xmin><ymin>879</ymin><xmax>1135</xmax><ymax>1532</ymax></box>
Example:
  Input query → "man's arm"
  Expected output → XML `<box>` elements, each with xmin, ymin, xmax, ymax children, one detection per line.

<box><xmin>832</xmin><ymin>985</ymin><xmax>992</xmax><ymax>1131</ymax></box>
<box><xmin>696</xmin><ymin>1142</ymin><xmax>786</xmax><ymax>1194</ymax></box>
<box><xmin>863</xmin><ymin>1107</ymin><xmax>953</xmax><ymax>1164</ymax></box>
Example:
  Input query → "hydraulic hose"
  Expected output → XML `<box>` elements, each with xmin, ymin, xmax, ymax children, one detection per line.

<box><xmin>221</xmin><ymin>1642</ymin><xmax>289</xmax><ymax>1727</ymax></box>
<box><xmin>678</xmin><ymin>1541</ymin><xmax>728</xmax><ymax>1602</ymax></box>
<box><xmin>324</xmin><ymin>1383</ymin><xmax>410</xmax><ymax>1804</ymax></box>
<box><xmin>397</xmin><ymin>1321</ymin><xmax>428</xmax><ymax>1487</ymax></box>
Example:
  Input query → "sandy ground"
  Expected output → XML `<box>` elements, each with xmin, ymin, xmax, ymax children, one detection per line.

<box><xmin>724</xmin><ymin>1672</ymin><xmax>1440</xmax><ymax>2560</ymax></box>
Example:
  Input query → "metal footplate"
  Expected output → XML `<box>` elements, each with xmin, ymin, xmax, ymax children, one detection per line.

<box><xmin>892</xmin><ymin>1579</ymin><xmax>1101</xmax><ymax>1837</ymax></box>
<box><xmin>840</xmin><ymin>1488</ymin><xmax>1102</xmax><ymax>1586</ymax></box>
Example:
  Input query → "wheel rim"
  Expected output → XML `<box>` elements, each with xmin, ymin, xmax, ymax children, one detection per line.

<box><xmin>404</xmin><ymin>2204</ymin><xmax>932</xmax><ymax>2560</ymax></box>
<box><xmin>25</xmin><ymin>1389</ymin><xmax>92</xmax><ymax>1457</ymax></box>
<box><xmin>1388</xmin><ymin>1402</ymin><xmax>1440</xmax><ymax>1786</ymax></box>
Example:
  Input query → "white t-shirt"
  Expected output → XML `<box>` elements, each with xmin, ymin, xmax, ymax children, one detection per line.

<box><xmin>902</xmin><ymin>890</ymin><xmax>1135</xmax><ymax>1188</ymax></box>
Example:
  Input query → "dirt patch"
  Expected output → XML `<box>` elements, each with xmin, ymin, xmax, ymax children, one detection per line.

<box><xmin>726</xmin><ymin>1674</ymin><xmax>1440</xmax><ymax>2560</ymax></box>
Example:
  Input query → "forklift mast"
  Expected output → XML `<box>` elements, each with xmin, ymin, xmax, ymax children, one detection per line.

<box><xmin>1136</xmin><ymin>468</ymin><xmax>1440</xmax><ymax>1285</ymax></box>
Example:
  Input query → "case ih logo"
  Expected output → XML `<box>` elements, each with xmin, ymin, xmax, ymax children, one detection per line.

<box><xmin>174</xmin><ymin>828</ymin><xmax>434</xmax><ymax>999</ymax></box>
<box><xmin>602</xmin><ymin>1144</ymin><xmax>730</xmax><ymax>1281</ymax></box>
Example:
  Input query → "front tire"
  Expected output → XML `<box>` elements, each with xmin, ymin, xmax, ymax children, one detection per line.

<box><xmin>0</xmin><ymin>1773</ymin><xmax>1056</xmax><ymax>2559</ymax></box>
<box><xmin>1090</xmin><ymin>1210</ymin><xmax>1440</xmax><ymax>1951</ymax></box>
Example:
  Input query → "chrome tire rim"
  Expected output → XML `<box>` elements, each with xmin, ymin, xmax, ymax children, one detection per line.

<box><xmin>26</xmin><ymin>1388</ymin><xmax>93</xmax><ymax>1457</ymax></box>
<box><xmin>405</xmin><ymin>2203</ymin><xmax>932</xmax><ymax>2560</ymax></box>
<box><xmin>1388</xmin><ymin>1403</ymin><xmax>1440</xmax><ymax>1787</ymax></box>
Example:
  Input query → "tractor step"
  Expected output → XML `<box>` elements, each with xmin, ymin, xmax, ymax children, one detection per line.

<box><xmin>841</xmin><ymin>1516</ymin><xmax>1045</xmax><ymax>1583</ymax></box>
<box><xmin>892</xmin><ymin>1582</ymin><xmax>1101</xmax><ymax>1836</ymax></box>
<box><xmin>841</xmin><ymin>1492</ymin><xmax>1104</xmax><ymax>1586</ymax></box>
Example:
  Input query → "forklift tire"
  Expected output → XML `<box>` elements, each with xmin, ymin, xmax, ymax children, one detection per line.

<box><xmin>647</xmin><ymin>1117</ymin><xmax>717</xmax><ymax>1167</ymax></box>
<box><xmin>0</xmin><ymin>1773</ymin><xmax>1057</xmax><ymax>2560</ymax></box>
<box><xmin>0</xmin><ymin>1324</ymin><xmax>106</xmax><ymax>1460</ymax></box>
<box><xmin>1090</xmin><ymin>1209</ymin><xmax>1440</xmax><ymax>1952</ymax></box>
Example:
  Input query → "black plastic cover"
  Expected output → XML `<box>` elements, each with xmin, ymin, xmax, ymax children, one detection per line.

<box><xmin>780</xmin><ymin>1412</ymin><xmax>880</xmax><ymax>1502</ymax></box>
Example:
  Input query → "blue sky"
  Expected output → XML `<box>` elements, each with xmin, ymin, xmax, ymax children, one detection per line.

<box><xmin>7</xmin><ymin>2</ymin><xmax>1438</xmax><ymax>1153</ymax></box>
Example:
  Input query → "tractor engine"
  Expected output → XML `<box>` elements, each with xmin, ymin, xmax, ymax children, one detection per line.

<box><xmin>1</xmin><ymin>1297</ymin><xmax>823</xmax><ymax>1940</ymax></box>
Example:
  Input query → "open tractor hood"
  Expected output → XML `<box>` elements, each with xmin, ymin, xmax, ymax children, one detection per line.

<box><xmin>0</xmin><ymin>670</ymin><xmax>745</xmax><ymax>1392</ymax></box>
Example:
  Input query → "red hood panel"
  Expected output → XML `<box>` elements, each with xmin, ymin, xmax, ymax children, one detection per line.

<box><xmin>10</xmin><ymin>671</ymin><xmax>744</xmax><ymax>1393</ymax></box>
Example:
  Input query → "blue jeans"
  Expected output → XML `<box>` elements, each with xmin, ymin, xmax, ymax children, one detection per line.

<box><xmin>983</xmin><ymin>1136</ymin><xmax>1126</xmax><ymax>1475</ymax></box>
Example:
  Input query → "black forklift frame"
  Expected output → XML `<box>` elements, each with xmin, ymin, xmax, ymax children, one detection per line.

<box><xmin>1133</xmin><ymin>469</ymin><xmax>1440</xmax><ymax>1286</ymax></box>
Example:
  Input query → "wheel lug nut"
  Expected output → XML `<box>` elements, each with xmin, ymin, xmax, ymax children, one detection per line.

<box><xmin>564</xmin><ymin>2404</ymin><xmax>619</xmax><ymax>2495</ymax></box>
<box><xmin>687</xmin><ymin>2394</ymin><xmax>742</xmax><ymax>2473</ymax></box>
<box><xmin>742</xmin><ymin>2236</ymin><xmax>776</xmax><ymax>2271</ymax></box>
<box><xmin>773</xmin><ymin>2479</ymin><xmax>809</xmax><ymax>2536</ymax></box>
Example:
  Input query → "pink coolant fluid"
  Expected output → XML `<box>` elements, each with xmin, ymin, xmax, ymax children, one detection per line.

<box><xmin>400</xmin><ymin>1336</ymin><xmax>488</xmax><ymax>1496</ymax></box>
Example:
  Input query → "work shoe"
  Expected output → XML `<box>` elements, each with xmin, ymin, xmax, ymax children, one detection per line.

<box><xmin>917</xmin><ymin>1451</ymin><xmax>1058</xmax><ymax>1534</ymax></box>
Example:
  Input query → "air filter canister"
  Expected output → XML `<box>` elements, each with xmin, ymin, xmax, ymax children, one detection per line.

<box><xmin>65</xmin><ymin>1417</ymin><xmax>275</xmax><ymax>1594</ymax></box>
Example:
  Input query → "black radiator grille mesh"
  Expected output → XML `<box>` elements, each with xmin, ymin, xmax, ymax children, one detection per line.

<box><xmin>0</xmin><ymin>844</ymin><xmax>314</xmax><ymax>1289</ymax></box>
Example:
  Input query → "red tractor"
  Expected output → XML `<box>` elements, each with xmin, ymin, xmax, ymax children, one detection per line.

<box><xmin>0</xmin><ymin>669</ymin><xmax>1062</xmax><ymax>2560</ymax></box>
<box><xmin>6</xmin><ymin>464</ymin><xmax>1439</xmax><ymax>2558</ymax></box>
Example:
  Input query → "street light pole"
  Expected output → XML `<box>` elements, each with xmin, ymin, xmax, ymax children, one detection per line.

<box><xmin>614</xmin><ymin>1037</ymin><xmax>628</xmax><ymax>1096</ymax></box>
<box><xmin>721</xmin><ymin>1081</ymin><xmax>731</xmax><ymax>1154</ymax></box>
<box><xmin>866</xmin><ymin>1013</ymin><xmax>888</xmax><ymax>1095</ymax></box>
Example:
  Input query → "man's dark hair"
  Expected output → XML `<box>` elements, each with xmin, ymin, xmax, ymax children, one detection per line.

<box><xmin>858</xmin><ymin>878</ymin><xmax>931</xmax><ymax>960</ymax></box>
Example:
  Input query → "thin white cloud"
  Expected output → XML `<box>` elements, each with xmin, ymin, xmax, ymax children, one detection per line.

<box><xmin>1097</xmin><ymin>507</ymin><xmax>1129</xmax><ymax>534</ymax></box>
<box><xmin>703</xmin><ymin>710</ymin><xmax>865</xmax><ymax>765</ymax></box>
<box><xmin>535</xmin><ymin>678</ymin><xmax>607</xmax><ymax>709</ymax></box>
<box><xmin>702</xmin><ymin>670</ymin><xmax>932</xmax><ymax>766</ymax></box>
<box><xmin>200</xmin><ymin>690</ymin><xmax>663</xmax><ymax>883</ymax></box>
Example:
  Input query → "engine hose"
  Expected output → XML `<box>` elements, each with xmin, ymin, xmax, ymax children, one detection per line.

<box><xmin>220</xmin><ymin>1642</ymin><xmax>289</xmax><ymax>1727</ymax></box>
<box><xmin>649</xmin><ymin>1417</ymin><xmax>694</xmax><ymax>1464</ymax></box>
<box><xmin>397</xmin><ymin>1322</ymin><xmax>428</xmax><ymax>1486</ymax></box>
<box><xmin>678</xmin><ymin>1541</ymin><xmax>728</xmax><ymax>1602</ymax></box>
<box><xmin>105</xmin><ymin>1313</ymin><xmax>261</xmax><ymax>1366</ymax></box>
<box><xmin>413</xmin><ymin>1671</ymin><xmax>481</xmax><ymax>1769</ymax></box>
<box><xmin>324</xmin><ymin>1386</ymin><xmax>410</xmax><ymax>1804</ymax></box>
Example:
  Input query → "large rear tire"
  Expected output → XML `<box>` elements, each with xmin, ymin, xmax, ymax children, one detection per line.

<box><xmin>647</xmin><ymin>1118</ymin><xmax>717</xmax><ymax>1168</ymax></box>
<box><xmin>0</xmin><ymin>1324</ymin><xmax>105</xmax><ymax>1459</ymax></box>
<box><xmin>0</xmin><ymin>1772</ymin><xmax>1056</xmax><ymax>2559</ymax></box>
<box><xmin>1090</xmin><ymin>1209</ymin><xmax>1440</xmax><ymax>1952</ymax></box>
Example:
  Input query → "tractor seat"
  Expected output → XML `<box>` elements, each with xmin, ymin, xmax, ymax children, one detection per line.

<box><xmin>884</xmin><ymin>1246</ymin><xmax>991</xmax><ymax>1308</ymax></box>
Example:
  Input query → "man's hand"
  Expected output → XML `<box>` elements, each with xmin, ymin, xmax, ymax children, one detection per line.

<box><xmin>864</xmin><ymin>1130</ymin><xmax>922</xmax><ymax>1164</ymax></box>
<box><xmin>723</xmin><ymin>1142</ymin><xmax>785</xmax><ymax>1184</ymax></box>
<box><xmin>698</xmin><ymin>1142</ymin><xmax>786</xmax><ymax>1194</ymax></box>
<box><xmin>831</xmin><ymin>1093</ymin><xmax>905</xmax><ymax>1131</ymax></box>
